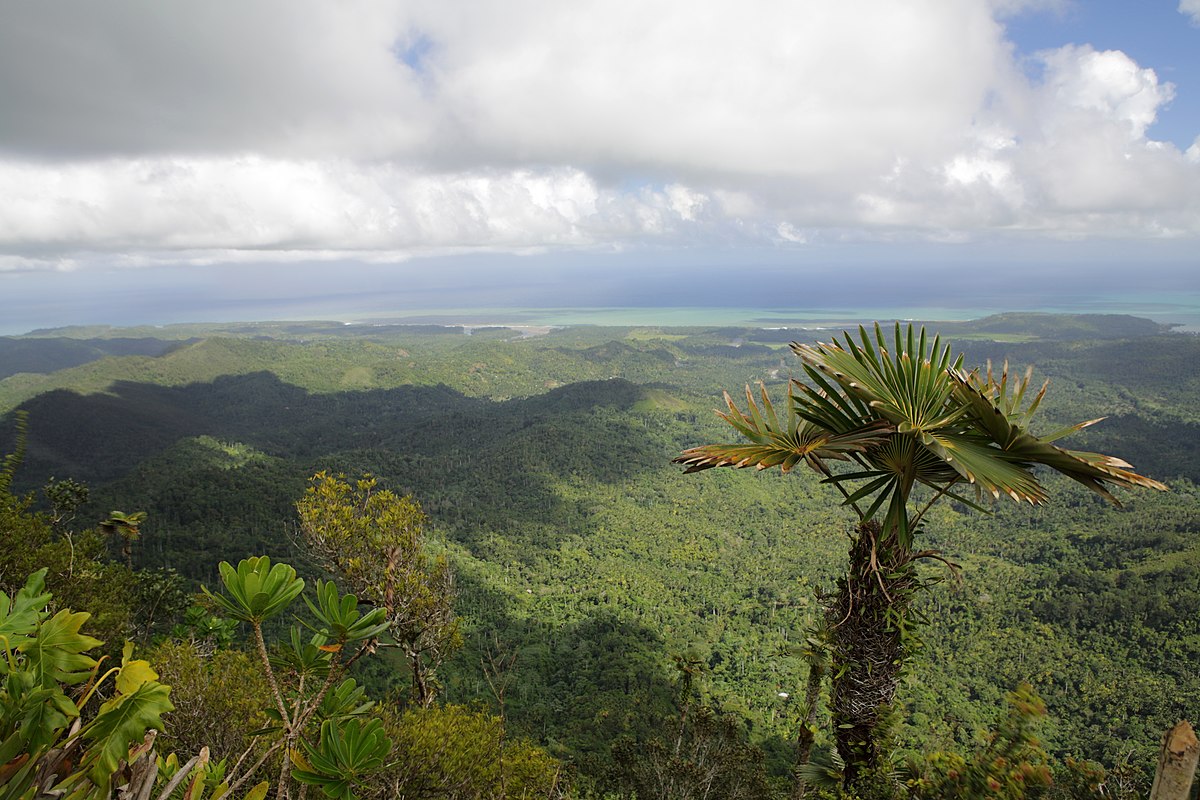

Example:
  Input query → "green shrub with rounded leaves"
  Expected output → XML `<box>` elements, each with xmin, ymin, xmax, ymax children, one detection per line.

<box><xmin>203</xmin><ymin>558</ymin><xmax>304</xmax><ymax>625</ymax></box>
<box><xmin>201</xmin><ymin>558</ymin><xmax>391</xmax><ymax>800</ymax></box>
<box><xmin>291</xmin><ymin>718</ymin><xmax>390</xmax><ymax>800</ymax></box>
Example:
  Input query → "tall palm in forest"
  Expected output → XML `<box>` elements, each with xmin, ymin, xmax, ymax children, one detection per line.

<box><xmin>675</xmin><ymin>323</ymin><xmax>1165</xmax><ymax>794</ymax></box>
<box><xmin>101</xmin><ymin>509</ymin><xmax>146</xmax><ymax>569</ymax></box>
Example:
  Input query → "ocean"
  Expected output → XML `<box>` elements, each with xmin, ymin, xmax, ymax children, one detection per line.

<box><xmin>335</xmin><ymin>293</ymin><xmax>1200</xmax><ymax>333</ymax></box>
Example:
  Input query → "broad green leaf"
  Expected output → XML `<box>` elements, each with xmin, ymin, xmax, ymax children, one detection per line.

<box><xmin>114</xmin><ymin>641</ymin><xmax>159</xmax><ymax>696</ymax></box>
<box><xmin>19</xmin><ymin>686</ymin><xmax>78</xmax><ymax>754</ymax></box>
<box><xmin>85</xmin><ymin>680</ymin><xmax>173</xmax><ymax>784</ymax></box>
<box><xmin>304</xmin><ymin>581</ymin><xmax>389</xmax><ymax>644</ymax></box>
<box><xmin>19</xmin><ymin>609</ymin><xmax>101</xmax><ymax>688</ymax></box>
<box><xmin>0</xmin><ymin>570</ymin><xmax>52</xmax><ymax>664</ymax></box>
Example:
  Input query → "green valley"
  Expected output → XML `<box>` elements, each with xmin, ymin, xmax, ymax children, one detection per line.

<box><xmin>1</xmin><ymin>313</ymin><xmax>1197</xmax><ymax>798</ymax></box>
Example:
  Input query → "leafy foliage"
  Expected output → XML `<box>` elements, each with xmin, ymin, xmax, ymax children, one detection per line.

<box><xmin>3</xmin><ymin>318</ymin><xmax>1197</xmax><ymax>794</ymax></box>
<box><xmin>675</xmin><ymin>323</ymin><xmax>1166</xmax><ymax>793</ymax></box>
<box><xmin>0</xmin><ymin>571</ymin><xmax>175</xmax><ymax>800</ymax></box>
<box><xmin>370</xmin><ymin>703</ymin><xmax>563</xmax><ymax>800</ymax></box>
<box><xmin>203</xmin><ymin>558</ymin><xmax>305</xmax><ymax>626</ymax></box>
<box><xmin>21</xmin><ymin>607</ymin><xmax>103</xmax><ymax>687</ymax></box>
<box><xmin>906</xmin><ymin>684</ymin><xmax>1054</xmax><ymax>800</ymax></box>
<box><xmin>291</xmin><ymin>718</ymin><xmax>390</xmax><ymax>800</ymax></box>
<box><xmin>148</xmin><ymin>640</ymin><xmax>272</xmax><ymax>774</ymax></box>
<box><xmin>296</xmin><ymin>473</ymin><xmax>460</xmax><ymax>707</ymax></box>
<box><xmin>303</xmin><ymin>580</ymin><xmax>389</xmax><ymax>648</ymax></box>
<box><xmin>203</xmin><ymin>557</ymin><xmax>391</xmax><ymax>800</ymax></box>
<box><xmin>0</xmin><ymin>418</ymin><xmax>135</xmax><ymax>647</ymax></box>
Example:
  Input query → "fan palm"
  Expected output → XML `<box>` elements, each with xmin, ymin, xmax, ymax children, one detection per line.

<box><xmin>100</xmin><ymin>510</ymin><xmax>146</xmax><ymax>569</ymax></box>
<box><xmin>675</xmin><ymin>323</ymin><xmax>1165</xmax><ymax>793</ymax></box>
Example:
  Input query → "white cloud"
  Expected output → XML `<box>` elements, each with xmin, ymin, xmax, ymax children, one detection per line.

<box><xmin>0</xmin><ymin>159</ymin><xmax>737</xmax><ymax>266</ymax></box>
<box><xmin>1036</xmin><ymin>45</ymin><xmax>1172</xmax><ymax>140</ymax></box>
<box><xmin>837</xmin><ymin>44</ymin><xmax>1200</xmax><ymax>235</ymax></box>
<box><xmin>0</xmin><ymin>2</ymin><xmax>431</xmax><ymax>159</ymax></box>
<box><xmin>1181</xmin><ymin>0</ymin><xmax>1200</xmax><ymax>26</ymax></box>
<box><xmin>0</xmin><ymin>0</ymin><xmax>1006</xmax><ymax>178</ymax></box>
<box><xmin>409</xmin><ymin>0</ymin><xmax>1006</xmax><ymax>183</ymax></box>
<box><xmin>0</xmin><ymin>1</ymin><xmax>1197</xmax><ymax>269</ymax></box>
<box><xmin>775</xmin><ymin>223</ymin><xmax>807</xmax><ymax>243</ymax></box>
<box><xmin>1001</xmin><ymin>46</ymin><xmax>1196</xmax><ymax>221</ymax></box>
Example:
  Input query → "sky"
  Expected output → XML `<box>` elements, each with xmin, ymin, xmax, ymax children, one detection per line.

<box><xmin>1</xmin><ymin>0</ymin><xmax>1199</xmax><ymax>333</ymax></box>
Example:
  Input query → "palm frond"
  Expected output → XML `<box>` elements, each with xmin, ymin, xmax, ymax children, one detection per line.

<box><xmin>860</xmin><ymin>433</ymin><xmax>961</xmax><ymax>489</ymax></box>
<box><xmin>680</xmin><ymin>323</ymin><xmax>1166</xmax><ymax>530</ymax></box>
<box><xmin>793</xmin><ymin>323</ymin><xmax>960</xmax><ymax>434</ymax></box>
<box><xmin>949</xmin><ymin>368</ymin><xmax>1168</xmax><ymax>504</ymax></box>
<box><xmin>673</xmin><ymin>383</ymin><xmax>891</xmax><ymax>475</ymax></box>
<box><xmin>794</xmin><ymin>367</ymin><xmax>875</xmax><ymax>433</ymax></box>
<box><xmin>919</xmin><ymin>431</ymin><xmax>1048</xmax><ymax>504</ymax></box>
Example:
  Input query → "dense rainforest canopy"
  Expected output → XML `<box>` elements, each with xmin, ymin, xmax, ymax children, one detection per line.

<box><xmin>1</xmin><ymin>313</ymin><xmax>1197</xmax><ymax>798</ymax></box>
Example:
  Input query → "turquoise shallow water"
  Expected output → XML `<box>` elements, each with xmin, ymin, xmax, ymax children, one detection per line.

<box><xmin>8</xmin><ymin>279</ymin><xmax>1198</xmax><ymax>336</ymax></box>
<box><xmin>344</xmin><ymin>293</ymin><xmax>1200</xmax><ymax>332</ymax></box>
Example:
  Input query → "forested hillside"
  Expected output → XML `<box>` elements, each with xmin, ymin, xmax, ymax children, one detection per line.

<box><xmin>0</xmin><ymin>335</ymin><xmax>186</xmax><ymax>379</ymax></box>
<box><xmin>1</xmin><ymin>314</ymin><xmax>1197</xmax><ymax>797</ymax></box>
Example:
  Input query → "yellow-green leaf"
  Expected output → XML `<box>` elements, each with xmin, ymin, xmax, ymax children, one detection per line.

<box><xmin>242</xmin><ymin>781</ymin><xmax>270</xmax><ymax>800</ymax></box>
<box><xmin>116</xmin><ymin>659</ymin><xmax>159</xmax><ymax>695</ymax></box>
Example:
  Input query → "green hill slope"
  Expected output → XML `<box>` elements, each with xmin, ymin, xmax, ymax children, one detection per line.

<box><xmin>1</xmin><ymin>316</ymin><xmax>1197</xmax><ymax>788</ymax></box>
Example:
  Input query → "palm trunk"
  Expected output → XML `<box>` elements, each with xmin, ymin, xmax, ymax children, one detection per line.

<box><xmin>825</xmin><ymin>520</ymin><xmax>913</xmax><ymax>798</ymax></box>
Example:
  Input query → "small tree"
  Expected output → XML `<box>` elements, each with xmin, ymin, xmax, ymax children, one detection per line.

<box><xmin>202</xmin><ymin>556</ymin><xmax>391</xmax><ymax>800</ymax></box>
<box><xmin>296</xmin><ymin>472</ymin><xmax>460</xmax><ymax>708</ymax></box>
<box><xmin>100</xmin><ymin>510</ymin><xmax>146</xmax><ymax>570</ymax></box>
<box><xmin>371</xmin><ymin>704</ymin><xmax>564</xmax><ymax>800</ymax></box>
<box><xmin>43</xmin><ymin>477</ymin><xmax>89</xmax><ymax>533</ymax></box>
<box><xmin>676</xmin><ymin>323</ymin><xmax>1166</xmax><ymax>795</ymax></box>
<box><xmin>149</xmin><ymin>639</ymin><xmax>273</xmax><ymax>773</ymax></box>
